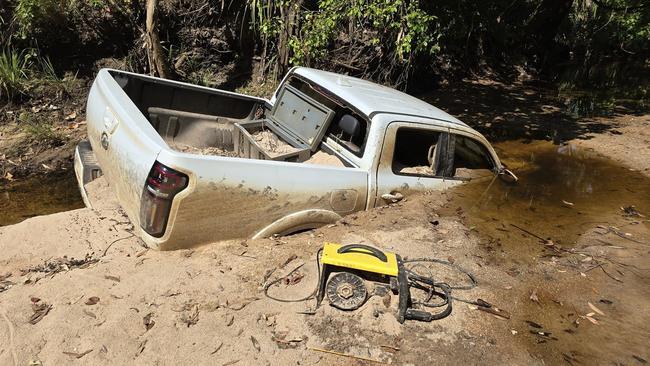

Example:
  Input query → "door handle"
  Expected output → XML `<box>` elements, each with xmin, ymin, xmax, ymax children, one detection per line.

<box><xmin>381</xmin><ymin>192</ymin><xmax>404</xmax><ymax>203</ymax></box>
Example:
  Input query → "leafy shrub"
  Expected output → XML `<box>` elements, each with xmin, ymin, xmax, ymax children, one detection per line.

<box><xmin>251</xmin><ymin>0</ymin><xmax>439</xmax><ymax>87</ymax></box>
<box><xmin>0</xmin><ymin>48</ymin><xmax>29</xmax><ymax>101</ymax></box>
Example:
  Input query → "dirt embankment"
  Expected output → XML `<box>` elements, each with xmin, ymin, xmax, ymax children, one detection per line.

<box><xmin>1</xmin><ymin>172</ymin><xmax>649</xmax><ymax>365</ymax></box>
<box><xmin>0</xmin><ymin>81</ymin><xmax>89</xmax><ymax>181</ymax></box>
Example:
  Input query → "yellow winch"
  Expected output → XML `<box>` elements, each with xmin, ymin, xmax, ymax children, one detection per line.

<box><xmin>265</xmin><ymin>242</ymin><xmax>471</xmax><ymax>323</ymax></box>
<box><xmin>316</xmin><ymin>242</ymin><xmax>449</xmax><ymax>323</ymax></box>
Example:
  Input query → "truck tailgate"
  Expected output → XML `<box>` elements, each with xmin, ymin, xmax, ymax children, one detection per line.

<box><xmin>85</xmin><ymin>69</ymin><xmax>165</xmax><ymax>229</ymax></box>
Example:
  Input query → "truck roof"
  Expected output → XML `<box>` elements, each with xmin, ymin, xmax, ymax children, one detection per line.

<box><xmin>293</xmin><ymin>67</ymin><xmax>469</xmax><ymax>127</ymax></box>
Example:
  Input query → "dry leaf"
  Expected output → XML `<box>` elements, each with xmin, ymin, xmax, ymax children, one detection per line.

<box><xmin>588</xmin><ymin>302</ymin><xmax>605</xmax><ymax>316</ymax></box>
<box><xmin>529</xmin><ymin>290</ymin><xmax>540</xmax><ymax>303</ymax></box>
<box><xmin>136</xmin><ymin>340</ymin><xmax>147</xmax><ymax>356</ymax></box>
<box><xmin>210</xmin><ymin>341</ymin><xmax>223</xmax><ymax>355</ymax></box>
<box><xmin>29</xmin><ymin>303</ymin><xmax>52</xmax><ymax>324</ymax></box>
<box><xmin>4</xmin><ymin>172</ymin><xmax>13</xmax><ymax>181</ymax></box>
<box><xmin>225</xmin><ymin>314</ymin><xmax>234</xmax><ymax>327</ymax></box>
<box><xmin>250</xmin><ymin>336</ymin><xmax>261</xmax><ymax>352</ymax></box>
<box><xmin>85</xmin><ymin>296</ymin><xmax>100</xmax><ymax>305</ymax></box>
<box><xmin>180</xmin><ymin>305</ymin><xmax>199</xmax><ymax>327</ymax></box>
<box><xmin>104</xmin><ymin>275</ymin><xmax>121</xmax><ymax>282</ymax></box>
<box><xmin>143</xmin><ymin>312</ymin><xmax>155</xmax><ymax>331</ymax></box>
<box><xmin>63</xmin><ymin>349</ymin><xmax>93</xmax><ymax>359</ymax></box>
<box><xmin>585</xmin><ymin>316</ymin><xmax>599</xmax><ymax>325</ymax></box>
<box><xmin>65</xmin><ymin>112</ymin><xmax>77</xmax><ymax>121</ymax></box>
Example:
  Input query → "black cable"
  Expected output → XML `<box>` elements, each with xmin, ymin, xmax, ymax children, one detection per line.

<box><xmin>263</xmin><ymin>248</ymin><xmax>322</xmax><ymax>303</ymax></box>
<box><xmin>403</xmin><ymin>257</ymin><xmax>478</xmax><ymax>290</ymax></box>
<box><xmin>404</xmin><ymin>258</ymin><xmax>485</xmax><ymax>307</ymax></box>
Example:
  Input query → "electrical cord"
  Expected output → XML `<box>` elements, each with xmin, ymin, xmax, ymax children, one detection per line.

<box><xmin>263</xmin><ymin>251</ymin><xmax>482</xmax><ymax>318</ymax></box>
<box><xmin>403</xmin><ymin>257</ymin><xmax>485</xmax><ymax>307</ymax></box>
<box><xmin>263</xmin><ymin>248</ymin><xmax>322</xmax><ymax>303</ymax></box>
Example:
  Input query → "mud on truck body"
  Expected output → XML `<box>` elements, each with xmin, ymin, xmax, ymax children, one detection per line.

<box><xmin>75</xmin><ymin>67</ymin><xmax>514</xmax><ymax>250</ymax></box>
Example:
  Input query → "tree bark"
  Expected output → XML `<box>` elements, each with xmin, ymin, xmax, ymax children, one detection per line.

<box><xmin>145</xmin><ymin>0</ymin><xmax>171</xmax><ymax>78</ymax></box>
<box><xmin>277</xmin><ymin>0</ymin><xmax>303</xmax><ymax>78</ymax></box>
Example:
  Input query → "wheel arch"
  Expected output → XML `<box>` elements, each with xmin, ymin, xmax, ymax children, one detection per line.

<box><xmin>252</xmin><ymin>209</ymin><xmax>342</xmax><ymax>239</ymax></box>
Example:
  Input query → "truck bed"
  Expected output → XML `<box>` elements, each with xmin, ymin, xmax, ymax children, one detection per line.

<box><xmin>112</xmin><ymin>70</ymin><xmax>346</xmax><ymax>166</ymax></box>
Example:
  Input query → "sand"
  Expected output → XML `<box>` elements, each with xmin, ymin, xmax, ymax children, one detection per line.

<box><xmin>304</xmin><ymin>151</ymin><xmax>345</xmax><ymax>167</ymax></box>
<box><xmin>166</xmin><ymin>141</ymin><xmax>239</xmax><ymax>157</ymax></box>
<box><xmin>252</xmin><ymin>130</ymin><xmax>297</xmax><ymax>157</ymax></box>
<box><xmin>1</xmin><ymin>172</ymin><xmax>649</xmax><ymax>365</ymax></box>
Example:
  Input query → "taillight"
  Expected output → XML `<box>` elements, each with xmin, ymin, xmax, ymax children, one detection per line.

<box><xmin>140</xmin><ymin>161</ymin><xmax>188</xmax><ymax>237</ymax></box>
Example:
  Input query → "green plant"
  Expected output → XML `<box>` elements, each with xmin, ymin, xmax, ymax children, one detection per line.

<box><xmin>37</xmin><ymin>58</ymin><xmax>82</xmax><ymax>98</ymax></box>
<box><xmin>0</xmin><ymin>48</ymin><xmax>30</xmax><ymax>101</ymax></box>
<box><xmin>19</xmin><ymin>112</ymin><xmax>67</xmax><ymax>145</ymax></box>
<box><xmin>248</xmin><ymin>0</ymin><xmax>439</xmax><ymax>85</ymax></box>
<box><xmin>13</xmin><ymin>0</ymin><xmax>66</xmax><ymax>40</ymax></box>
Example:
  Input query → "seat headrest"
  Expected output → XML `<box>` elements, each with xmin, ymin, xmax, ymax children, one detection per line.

<box><xmin>339</xmin><ymin>114</ymin><xmax>361</xmax><ymax>138</ymax></box>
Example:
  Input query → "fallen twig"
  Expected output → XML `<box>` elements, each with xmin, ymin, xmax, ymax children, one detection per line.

<box><xmin>309</xmin><ymin>347</ymin><xmax>384</xmax><ymax>364</ymax></box>
<box><xmin>510</xmin><ymin>224</ymin><xmax>546</xmax><ymax>242</ymax></box>
<box><xmin>597</xmin><ymin>263</ymin><xmax>623</xmax><ymax>283</ymax></box>
<box><xmin>102</xmin><ymin>233</ymin><xmax>136</xmax><ymax>257</ymax></box>
<box><xmin>605</xmin><ymin>226</ymin><xmax>649</xmax><ymax>246</ymax></box>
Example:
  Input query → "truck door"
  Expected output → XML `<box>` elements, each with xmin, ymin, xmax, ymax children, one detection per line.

<box><xmin>374</xmin><ymin>122</ymin><xmax>453</xmax><ymax>207</ymax></box>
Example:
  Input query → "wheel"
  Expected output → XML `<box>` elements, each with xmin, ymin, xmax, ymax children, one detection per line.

<box><xmin>326</xmin><ymin>272</ymin><xmax>367</xmax><ymax>310</ymax></box>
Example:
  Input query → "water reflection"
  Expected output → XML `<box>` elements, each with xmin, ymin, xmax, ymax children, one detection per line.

<box><xmin>0</xmin><ymin>172</ymin><xmax>84</xmax><ymax>226</ymax></box>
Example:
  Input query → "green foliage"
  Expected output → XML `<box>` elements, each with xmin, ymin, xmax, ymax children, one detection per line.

<box><xmin>568</xmin><ymin>0</ymin><xmax>650</xmax><ymax>59</ymax></box>
<box><xmin>288</xmin><ymin>0</ymin><xmax>439</xmax><ymax>65</ymax></box>
<box><xmin>13</xmin><ymin>0</ymin><xmax>66</xmax><ymax>40</ymax></box>
<box><xmin>0</xmin><ymin>47</ymin><xmax>83</xmax><ymax>102</ymax></box>
<box><xmin>0</xmin><ymin>48</ymin><xmax>30</xmax><ymax>101</ymax></box>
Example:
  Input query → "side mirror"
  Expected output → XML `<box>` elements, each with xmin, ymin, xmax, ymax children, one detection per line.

<box><xmin>498</xmin><ymin>168</ymin><xmax>518</xmax><ymax>183</ymax></box>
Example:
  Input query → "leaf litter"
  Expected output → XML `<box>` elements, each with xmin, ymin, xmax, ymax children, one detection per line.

<box><xmin>28</xmin><ymin>299</ymin><xmax>52</xmax><ymax>325</ymax></box>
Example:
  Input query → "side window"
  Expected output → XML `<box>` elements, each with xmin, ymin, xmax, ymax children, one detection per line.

<box><xmin>450</xmin><ymin>134</ymin><xmax>495</xmax><ymax>180</ymax></box>
<box><xmin>391</xmin><ymin>127</ymin><xmax>442</xmax><ymax>177</ymax></box>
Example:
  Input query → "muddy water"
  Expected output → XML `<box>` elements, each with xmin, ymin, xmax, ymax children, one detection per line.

<box><xmin>0</xmin><ymin>172</ymin><xmax>84</xmax><ymax>226</ymax></box>
<box><xmin>444</xmin><ymin>140</ymin><xmax>650</xmax><ymax>253</ymax></box>
<box><xmin>444</xmin><ymin>140</ymin><xmax>650</xmax><ymax>365</ymax></box>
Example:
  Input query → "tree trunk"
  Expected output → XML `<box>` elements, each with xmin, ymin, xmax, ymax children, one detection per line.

<box><xmin>145</xmin><ymin>0</ymin><xmax>171</xmax><ymax>78</ymax></box>
<box><xmin>277</xmin><ymin>0</ymin><xmax>303</xmax><ymax>78</ymax></box>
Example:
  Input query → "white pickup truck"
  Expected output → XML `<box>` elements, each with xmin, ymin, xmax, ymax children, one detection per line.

<box><xmin>75</xmin><ymin>67</ymin><xmax>515</xmax><ymax>250</ymax></box>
